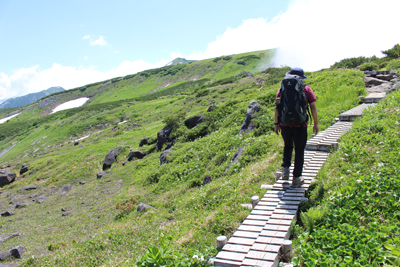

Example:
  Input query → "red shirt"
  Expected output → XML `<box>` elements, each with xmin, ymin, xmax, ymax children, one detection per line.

<box><xmin>276</xmin><ymin>85</ymin><xmax>316</xmax><ymax>127</ymax></box>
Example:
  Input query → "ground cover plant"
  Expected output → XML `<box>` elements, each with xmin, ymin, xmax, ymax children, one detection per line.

<box><xmin>0</xmin><ymin>48</ymin><xmax>374</xmax><ymax>266</ymax></box>
<box><xmin>293</xmin><ymin>90</ymin><xmax>400</xmax><ymax>266</ymax></box>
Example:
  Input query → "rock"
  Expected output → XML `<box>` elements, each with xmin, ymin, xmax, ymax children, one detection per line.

<box><xmin>164</xmin><ymin>141</ymin><xmax>174</xmax><ymax>150</ymax></box>
<box><xmin>207</xmin><ymin>104</ymin><xmax>214</xmax><ymax>112</ymax></box>
<box><xmin>184</xmin><ymin>114</ymin><xmax>205</xmax><ymax>129</ymax></box>
<box><xmin>127</xmin><ymin>151</ymin><xmax>146</xmax><ymax>161</ymax></box>
<box><xmin>79</xmin><ymin>145</ymin><xmax>85</xmax><ymax>148</ymax></box>
<box><xmin>155</xmin><ymin>126</ymin><xmax>172</xmax><ymax>151</ymax></box>
<box><xmin>18</xmin><ymin>185</ymin><xmax>37</xmax><ymax>191</ymax></box>
<box><xmin>376</xmin><ymin>74</ymin><xmax>396</xmax><ymax>81</ymax></box>
<box><xmin>365</xmin><ymin>77</ymin><xmax>389</xmax><ymax>87</ymax></box>
<box><xmin>59</xmin><ymin>185</ymin><xmax>72</xmax><ymax>196</ymax></box>
<box><xmin>19</xmin><ymin>164</ymin><xmax>28</xmax><ymax>175</ymax></box>
<box><xmin>102</xmin><ymin>147</ymin><xmax>122</xmax><ymax>170</ymax></box>
<box><xmin>139</xmin><ymin>138</ymin><xmax>149</xmax><ymax>147</ymax></box>
<box><xmin>203</xmin><ymin>175</ymin><xmax>212</xmax><ymax>185</ymax></box>
<box><xmin>0</xmin><ymin>246</ymin><xmax>26</xmax><ymax>261</ymax></box>
<box><xmin>15</xmin><ymin>200</ymin><xmax>31</xmax><ymax>208</ymax></box>
<box><xmin>0</xmin><ymin>262</ymin><xmax>19</xmax><ymax>267</ymax></box>
<box><xmin>0</xmin><ymin>172</ymin><xmax>16</xmax><ymax>187</ymax></box>
<box><xmin>239</xmin><ymin>100</ymin><xmax>260</xmax><ymax>135</ymax></box>
<box><xmin>79</xmin><ymin>181</ymin><xmax>86</xmax><ymax>185</ymax></box>
<box><xmin>0</xmin><ymin>233</ymin><xmax>20</xmax><ymax>243</ymax></box>
<box><xmin>36</xmin><ymin>196</ymin><xmax>48</xmax><ymax>204</ymax></box>
<box><xmin>160</xmin><ymin>149</ymin><xmax>174</xmax><ymax>165</ymax></box>
<box><xmin>74</xmin><ymin>142</ymin><xmax>79</xmax><ymax>146</ymax></box>
<box><xmin>62</xmin><ymin>212</ymin><xmax>71</xmax><ymax>216</ymax></box>
<box><xmin>228</xmin><ymin>146</ymin><xmax>245</xmax><ymax>169</ymax></box>
<box><xmin>10</xmin><ymin>195</ymin><xmax>24</xmax><ymax>203</ymax></box>
<box><xmin>235</xmin><ymin>71</ymin><xmax>254</xmax><ymax>78</ymax></box>
<box><xmin>97</xmin><ymin>171</ymin><xmax>111</xmax><ymax>179</ymax></box>
<box><xmin>1</xmin><ymin>211</ymin><xmax>14</xmax><ymax>217</ymax></box>
<box><xmin>137</xmin><ymin>202</ymin><xmax>154</xmax><ymax>212</ymax></box>
<box><xmin>10</xmin><ymin>246</ymin><xmax>26</xmax><ymax>258</ymax></box>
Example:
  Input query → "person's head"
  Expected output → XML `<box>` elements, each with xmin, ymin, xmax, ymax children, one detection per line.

<box><xmin>288</xmin><ymin>67</ymin><xmax>307</xmax><ymax>79</ymax></box>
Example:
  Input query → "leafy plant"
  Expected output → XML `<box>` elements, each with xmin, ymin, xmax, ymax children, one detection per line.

<box><xmin>384</xmin><ymin>241</ymin><xmax>400</xmax><ymax>266</ymax></box>
<box><xmin>299</xmin><ymin>205</ymin><xmax>327</xmax><ymax>233</ymax></box>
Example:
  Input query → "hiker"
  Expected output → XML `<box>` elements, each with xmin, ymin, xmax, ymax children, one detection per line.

<box><xmin>274</xmin><ymin>68</ymin><xmax>319</xmax><ymax>188</ymax></box>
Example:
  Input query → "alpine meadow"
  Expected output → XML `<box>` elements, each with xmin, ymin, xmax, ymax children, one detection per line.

<box><xmin>1</xmin><ymin>45</ymin><xmax>400</xmax><ymax>267</ymax></box>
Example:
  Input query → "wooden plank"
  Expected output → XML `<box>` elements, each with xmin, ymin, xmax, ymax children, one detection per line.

<box><xmin>246</xmin><ymin>214</ymin><xmax>270</xmax><ymax>221</ymax></box>
<box><xmin>227</xmin><ymin>237</ymin><xmax>256</xmax><ymax>246</ymax></box>
<box><xmin>251</xmin><ymin>243</ymin><xmax>281</xmax><ymax>253</ymax></box>
<box><xmin>251</xmin><ymin>210</ymin><xmax>273</xmax><ymax>216</ymax></box>
<box><xmin>242</xmin><ymin>219</ymin><xmax>268</xmax><ymax>226</ymax></box>
<box><xmin>216</xmin><ymin>251</ymin><xmax>246</xmax><ymax>261</ymax></box>
<box><xmin>233</xmin><ymin>231</ymin><xmax>260</xmax><ymax>239</ymax></box>
<box><xmin>238</xmin><ymin>225</ymin><xmax>264</xmax><ymax>232</ymax></box>
<box><xmin>222</xmin><ymin>244</ymin><xmax>252</xmax><ymax>253</ymax></box>
<box><xmin>259</xmin><ymin>230</ymin><xmax>287</xmax><ymax>238</ymax></box>
<box><xmin>255</xmin><ymin>236</ymin><xmax>284</xmax><ymax>245</ymax></box>
<box><xmin>246</xmin><ymin>251</ymin><xmax>278</xmax><ymax>261</ymax></box>
<box><xmin>242</xmin><ymin>258</ymin><xmax>274</xmax><ymax>267</ymax></box>
<box><xmin>267</xmin><ymin>219</ymin><xmax>292</xmax><ymax>226</ymax></box>
<box><xmin>213</xmin><ymin>258</ymin><xmax>242</xmax><ymax>267</ymax></box>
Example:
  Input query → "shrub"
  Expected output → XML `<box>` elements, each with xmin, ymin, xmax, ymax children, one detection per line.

<box><xmin>236</xmin><ymin>60</ymin><xmax>245</xmax><ymax>66</ymax></box>
<box><xmin>382</xmin><ymin>43</ymin><xmax>400</xmax><ymax>59</ymax></box>
<box><xmin>359</xmin><ymin>62</ymin><xmax>379</xmax><ymax>71</ymax></box>
<box><xmin>386</xmin><ymin>59</ymin><xmax>400</xmax><ymax>71</ymax></box>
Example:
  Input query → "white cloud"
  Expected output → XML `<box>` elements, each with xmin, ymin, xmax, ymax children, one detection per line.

<box><xmin>180</xmin><ymin>0</ymin><xmax>400</xmax><ymax>71</ymax></box>
<box><xmin>83</xmin><ymin>35</ymin><xmax>91</xmax><ymax>39</ymax></box>
<box><xmin>90</xmin><ymin>36</ymin><xmax>108</xmax><ymax>46</ymax></box>
<box><xmin>0</xmin><ymin>59</ymin><xmax>167</xmax><ymax>99</ymax></box>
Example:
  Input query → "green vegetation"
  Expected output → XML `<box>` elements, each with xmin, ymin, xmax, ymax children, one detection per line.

<box><xmin>0</xmin><ymin>46</ymin><xmax>397</xmax><ymax>266</ymax></box>
<box><xmin>293</xmin><ymin>90</ymin><xmax>400</xmax><ymax>266</ymax></box>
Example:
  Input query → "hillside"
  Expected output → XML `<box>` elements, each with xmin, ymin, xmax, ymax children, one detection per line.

<box><xmin>0</xmin><ymin>87</ymin><xmax>65</xmax><ymax>110</ymax></box>
<box><xmin>0</xmin><ymin>46</ymin><xmax>399</xmax><ymax>266</ymax></box>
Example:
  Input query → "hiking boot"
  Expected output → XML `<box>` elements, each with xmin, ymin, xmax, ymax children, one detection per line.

<box><xmin>282</xmin><ymin>167</ymin><xmax>290</xmax><ymax>180</ymax></box>
<box><xmin>291</xmin><ymin>176</ymin><xmax>304</xmax><ymax>188</ymax></box>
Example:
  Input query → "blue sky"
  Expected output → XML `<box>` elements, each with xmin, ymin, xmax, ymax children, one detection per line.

<box><xmin>1</xmin><ymin>0</ymin><xmax>399</xmax><ymax>100</ymax></box>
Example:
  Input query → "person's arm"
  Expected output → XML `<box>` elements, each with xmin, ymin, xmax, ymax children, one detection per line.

<box><xmin>310</xmin><ymin>101</ymin><xmax>319</xmax><ymax>135</ymax></box>
<box><xmin>274</xmin><ymin>109</ymin><xmax>280</xmax><ymax>135</ymax></box>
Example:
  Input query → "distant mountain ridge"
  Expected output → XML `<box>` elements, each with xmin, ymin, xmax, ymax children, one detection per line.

<box><xmin>165</xmin><ymin>57</ymin><xmax>194</xmax><ymax>66</ymax></box>
<box><xmin>0</xmin><ymin>86</ymin><xmax>65</xmax><ymax>109</ymax></box>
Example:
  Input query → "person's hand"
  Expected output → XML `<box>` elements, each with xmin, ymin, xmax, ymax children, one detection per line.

<box><xmin>274</xmin><ymin>124</ymin><xmax>280</xmax><ymax>135</ymax></box>
<box><xmin>313</xmin><ymin>124</ymin><xmax>319</xmax><ymax>135</ymax></box>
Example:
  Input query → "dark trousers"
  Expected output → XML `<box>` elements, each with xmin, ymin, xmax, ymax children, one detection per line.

<box><xmin>280</xmin><ymin>125</ymin><xmax>307</xmax><ymax>177</ymax></box>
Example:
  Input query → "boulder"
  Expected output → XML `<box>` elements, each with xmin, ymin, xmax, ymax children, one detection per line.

<box><xmin>160</xmin><ymin>149</ymin><xmax>174</xmax><ymax>165</ymax></box>
<box><xmin>59</xmin><ymin>185</ymin><xmax>72</xmax><ymax>196</ymax></box>
<box><xmin>19</xmin><ymin>164</ymin><xmax>28</xmax><ymax>175</ymax></box>
<box><xmin>97</xmin><ymin>171</ymin><xmax>111</xmax><ymax>179</ymax></box>
<box><xmin>207</xmin><ymin>104</ymin><xmax>215</xmax><ymax>112</ymax></box>
<box><xmin>102</xmin><ymin>147</ymin><xmax>122</xmax><ymax>170</ymax></box>
<box><xmin>1</xmin><ymin>211</ymin><xmax>14</xmax><ymax>217</ymax></box>
<box><xmin>155</xmin><ymin>126</ymin><xmax>172</xmax><ymax>151</ymax></box>
<box><xmin>36</xmin><ymin>196</ymin><xmax>48</xmax><ymax>204</ymax></box>
<box><xmin>239</xmin><ymin>101</ymin><xmax>260</xmax><ymax>135</ymax></box>
<box><xmin>10</xmin><ymin>246</ymin><xmax>26</xmax><ymax>258</ymax></box>
<box><xmin>127</xmin><ymin>151</ymin><xmax>146</xmax><ymax>161</ymax></box>
<box><xmin>139</xmin><ymin>138</ymin><xmax>149</xmax><ymax>147</ymax></box>
<box><xmin>137</xmin><ymin>202</ymin><xmax>154</xmax><ymax>212</ymax></box>
<box><xmin>184</xmin><ymin>115</ymin><xmax>205</xmax><ymax>129</ymax></box>
<box><xmin>15</xmin><ymin>200</ymin><xmax>31</xmax><ymax>208</ymax></box>
<box><xmin>365</xmin><ymin>77</ymin><xmax>389</xmax><ymax>87</ymax></box>
<box><xmin>236</xmin><ymin>71</ymin><xmax>254</xmax><ymax>78</ymax></box>
<box><xmin>0</xmin><ymin>172</ymin><xmax>16</xmax><ymax>187</ymax></box>
<box><xmin>203</xmin><ymin>175</ymin><xmax>212</xmax><ymax>185</ymax></box>
<box><xmin>18</xmin><ymin>185</ymin><xmax>37</xmax><ymax>191</ymax></box>
<box><xmin>228</xmin><ymin>146</ymin><xmax>245</xmax><ymax>169</ymax></box>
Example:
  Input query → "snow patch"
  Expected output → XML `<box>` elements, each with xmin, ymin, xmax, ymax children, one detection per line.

<box><xmin>51</xmin><ymin>98</ymin><xmax>89</xmax><ymax>114</ymax></box>
<box><xmin>0</xmin><ymin>113</ymin><xmax>21</xmax><ymax>124</ymax></box>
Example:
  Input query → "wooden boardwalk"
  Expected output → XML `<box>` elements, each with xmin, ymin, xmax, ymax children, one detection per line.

<box><xmin>213</xmin><ymin>93</ymin><xmax>386</xmax><ymax>266</ymax></box>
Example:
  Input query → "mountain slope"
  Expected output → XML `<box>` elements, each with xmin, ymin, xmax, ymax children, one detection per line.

<box><xmin>0</xmin><ymin>86</ymin><xmax>65</xmax><ymax>109</ymax></box>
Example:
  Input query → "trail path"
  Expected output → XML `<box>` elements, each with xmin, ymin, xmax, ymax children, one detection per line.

<box><xmin>213</xmin><ymin>71</ymin><xmax>398</xmax><ymax>267</ymax></box>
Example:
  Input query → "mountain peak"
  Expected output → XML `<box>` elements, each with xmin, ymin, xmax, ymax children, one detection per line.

<box><xmin>165</xmin><ymin>58</ymin><xmax>194</xmax><ymax>66</ymax></box>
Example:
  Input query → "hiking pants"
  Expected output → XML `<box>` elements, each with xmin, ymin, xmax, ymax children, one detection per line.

<box><xmin>280</xmin><ymin>125</ymin><xmax>307</xmax><ymax>177</ymax></box>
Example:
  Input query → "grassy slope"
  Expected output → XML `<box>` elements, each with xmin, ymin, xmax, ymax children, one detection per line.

<box><xmin>0</xmin><ymin>51</ymin><xmax>367</xmax><ymax>266</ymax></box>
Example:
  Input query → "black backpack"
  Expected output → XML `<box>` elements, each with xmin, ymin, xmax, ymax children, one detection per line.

<box><xmin>276</xmin><ymin>74</ymin><xmax>309</xmax><ymax>126</ymax></box>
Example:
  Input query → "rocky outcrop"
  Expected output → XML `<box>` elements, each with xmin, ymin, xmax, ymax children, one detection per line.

<box><xmin>229</xmin><ymin>146</ymin><xmax>244</xmax><ymax>168</ymax></box>
<box><xmin>239</xmin><ymin>101</ymin><xmax>260</xmax><ymax>135</ymax></box>
<box><xmin>203</xmin><ymin>175</ymin><xmax>212</xmax><ymax>185</ymax></box>
<box><xmin>0</xmin><ymin>246</ymin><xmax>26</xmax><ymax>261</ymax></box>
<box><xmin>103</xmin><ymin>147</ymin><xmax>122</xmax><ymax>170</ymax></box>
<box><xmin>236</xmin><ymin>72</ymin><xmax>254</xmax><ymax>78</ymax></box>
<box><xmin>155</xmin><ymin>126</ymin><xmax>172</xmax><ymax>151</ymax></box>
<box><xmin>137</xmin><ymin>202</ymin><xmax>154</xmax><ymax>212</ymax></box>
<box><xmin>160</xmin><ymin>149</ymin><xmax>174</xmax><ymax>165</ymax></box>
<box><xmin>1</xmin><ymin>211</ymin><xmax>14</xmax><ymax>217</ymax></box>
<box><xmin>207</xmin><ymin>104</ymin><xmax>215</xmax><ymax>112</ymax></box>
<box><xmin>0</xmin><ymin>172</ymin><xmax>16</xmax><ymax>187</ymax></box>
<box><xmin>17</xmin><ymin>184</ymin><xmax>36</xmax><ymax>191</ymax></box>
<box><xmin>184</xmin><ymin>115</ymin><xmax>205</xmax><ymax>129</ymax></box>
<box><xmin>19</xmin><ymin>164</ymin><xmax>28</xmax><ymax>175</ymax></box>
<box><xmin>139</xmin><ymin>138</ymin><xmax>150</xmax><ymax>147</ymax></box>
<box><xmin>97</xmin><ymin>171</ymin><xmax>111</xmax><ymax>179</ymax></box>
<box><xmin>127</xmin><ymin>151</ymin><xmax>146</xmax><ymax>161</ymax></box>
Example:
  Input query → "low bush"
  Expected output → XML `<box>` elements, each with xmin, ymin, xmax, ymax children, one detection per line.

<box><xmin>359</xmin><ymin>62</ymin><xmax>379</xmax><ymax>71</ymax></box>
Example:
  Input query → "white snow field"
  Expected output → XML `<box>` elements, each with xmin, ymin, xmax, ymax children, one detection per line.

<box><xmin>51</xmin><ymin>97</ymin><xmax>89</xmax><ymax>114</ymax></box>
